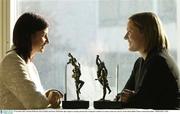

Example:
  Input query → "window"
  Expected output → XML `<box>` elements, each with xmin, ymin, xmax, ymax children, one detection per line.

<box><xmin>15</xmin><ymin>0</ymin><xmax>179</xmax><ymax>102</ymax></box>
<box><xmin>0</xmin><ymin>0</ymin><xmax>10</xmax><ymax>60</ymax></box>
<box><xmin>0</xmin><ymin>0</ymin><xmax>16</xmax><ymax>60</ymax></box>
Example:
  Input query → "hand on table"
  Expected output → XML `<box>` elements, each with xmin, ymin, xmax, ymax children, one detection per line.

<box><xmin>45</xmin><ymin>89</ymin><xmax>63</xmax><ymax>108</ymax></box>
<box><xmin>115</xmin><ymin>89</ymin><xmax>135</xmax><ymax>103</ymax></box>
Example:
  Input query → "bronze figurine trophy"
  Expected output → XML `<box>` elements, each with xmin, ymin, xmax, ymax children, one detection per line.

<box><xmin>93</xmin><ymin>55</ymin><xmax>122</xmax><ymax>109</ymax></box>
<box><xmin>95</xmin><ymin>55</ymin><xmax>111</xmax><ymax>100</ymax></box>
<box><xmin>62</xmin><ymin>53</ymin><xmax>89</xmax><ymax>109</ymax></box>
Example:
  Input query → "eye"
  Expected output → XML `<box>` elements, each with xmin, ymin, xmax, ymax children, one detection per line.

<box><xmin>127</xmin><ymin>31</ymin><xmax>131</xmax><ymax>35</ymax></box>
<box><xmin>128</xmin><ymin>29</ymin><xmax>134</xmax><ymax>35</ymax></box>
<box><xmin>42</xmin><ymin>33</ymin><xmax>47</xmax><ymax>38</ymax></box>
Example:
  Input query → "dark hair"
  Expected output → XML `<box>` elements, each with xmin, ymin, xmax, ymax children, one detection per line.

<box><xmin>129</xmin><ymin>12</ymin><xmax>168</xmax><ymax>53</ymax></box>
<box><xmin>13</xmin><ymin>12</ymin><xmax>49</xmax><ymax>63</ymax></box>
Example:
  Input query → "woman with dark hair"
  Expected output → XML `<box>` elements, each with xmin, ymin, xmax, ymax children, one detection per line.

<box><xmin>0</xmin><ymin>12</ymin><xmax>63</xmax><ymax>109</ymax></box>
<box><xmin>115</xmin><ymin>12</ymin><xmax>180</xmax><ymax>109</ymax></box>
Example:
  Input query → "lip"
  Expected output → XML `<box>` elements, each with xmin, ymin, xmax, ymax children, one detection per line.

<box><xmin>42</xmin><ymin>43</ymin><xmax>46</xmax><ymax>46</ymax></box>
<box><xmin>41</xmin><ymin>45</ymin><xmax>45</xmax><ymax>50</ymax></box>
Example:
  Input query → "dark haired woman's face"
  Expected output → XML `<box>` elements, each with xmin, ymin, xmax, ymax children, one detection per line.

<box><xmin>31</xmin><ymin>28</ymin><xmax>49</xmax><ymax>53</ymax></box>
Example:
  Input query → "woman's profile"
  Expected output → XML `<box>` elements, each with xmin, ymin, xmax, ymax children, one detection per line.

<box><xmin>0</xmin><ymin>12</ymin><xmax>63</xmax><ymax>109</ymax></box>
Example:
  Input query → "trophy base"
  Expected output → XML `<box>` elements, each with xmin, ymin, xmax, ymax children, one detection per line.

<box><xmin>94</xmin><ymin>100</ymin><xmax>123</xmax><ymax>109</ymax></box>
<box><xmin>62</xmin><ymin>100</ymin><xmax>89</xmax><ymax>109</ymax></box>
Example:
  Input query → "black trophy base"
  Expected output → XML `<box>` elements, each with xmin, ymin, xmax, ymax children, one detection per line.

<box><xmin>94</xmin><ymin>100</ymin><xmax>123</xmax><ymax>109</ymax></box>
<box><xmin>62</xmin><ymin>100</ymin><xmax>89</xmax><ymax>109</ymax></box>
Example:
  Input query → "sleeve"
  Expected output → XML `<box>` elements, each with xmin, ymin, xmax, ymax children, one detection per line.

<box><xmin>1</xmin><ymin>53</ymin><xmax>49</xmax><ymax>109</ymax></box>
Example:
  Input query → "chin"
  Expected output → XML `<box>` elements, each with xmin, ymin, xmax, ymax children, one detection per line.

<box><xmin>39</xmin><ymin>48</ymin><xmax>45</xmax><ymax>53</ymax></box>
<box><xmin>39</xmin><ymin>46</ymin><xmax>46</xmax><ymax>52</ymax></box>
<box><xmin>128</xmin><ymin>47</ymin><xmax>136</xmax><ymax>52</ymax></box>
<box><xmin>40</xmin><ymin>50</ymin><xmax>45</xmax><ymax>53</ymax></box>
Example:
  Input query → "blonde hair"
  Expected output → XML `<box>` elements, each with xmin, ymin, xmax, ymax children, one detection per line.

<box><xmin>129</xmin><ymin>12</ymin><xmax>169</xmax><ymax>52</ymax></box>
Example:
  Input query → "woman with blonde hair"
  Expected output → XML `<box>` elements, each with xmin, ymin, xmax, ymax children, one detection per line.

<box><xmin>115</xmin><ymin>12</ymin><xmax>180</xmax><ymax>109</ymax></box>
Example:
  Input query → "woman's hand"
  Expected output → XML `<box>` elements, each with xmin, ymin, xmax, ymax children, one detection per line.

<box><xmin>120</xmin><ymin>89</ymin><xmax>135</xmax><ymax>103</ymax></box>
<box><xmin>45</xmin><ymin>89</ymin><xmax>63</xmax><ymax>108</ymax></box>
<box><xmin>115</xmin><ymin>89</ymin><xmax>135</xmax><ymax>103</ymax></box>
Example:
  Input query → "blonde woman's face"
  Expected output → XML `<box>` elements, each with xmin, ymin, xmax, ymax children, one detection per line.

<box><xmin>31</xmin><ymin>28</ymin><xmax>49</xmax><ymax>53</ymax></box>
<box><xmin>125</xmin><ymin>20</ymin><xmax>145</xmax><ymax>53</ymax></box>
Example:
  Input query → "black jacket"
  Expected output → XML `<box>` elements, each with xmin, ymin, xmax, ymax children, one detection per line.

<box><xmin>123</xmin><ymin>49</ymin><xmax>180</xmax><ymax>109</ymax></box>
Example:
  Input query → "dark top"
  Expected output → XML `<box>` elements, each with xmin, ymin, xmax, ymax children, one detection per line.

<box><xmin>123</xmin><ymin>48</ymin><xmax>180</xmax><ymax>109</ymax></box>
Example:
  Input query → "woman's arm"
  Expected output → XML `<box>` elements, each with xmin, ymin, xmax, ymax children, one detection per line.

<box><xmin>1</xmin><ymin>53</ymin><xmax>49</xmax><ymax>109</ymax></box>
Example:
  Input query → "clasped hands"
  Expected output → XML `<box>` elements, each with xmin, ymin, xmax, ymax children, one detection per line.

<box><xmin>115</xmin><ymin>89</ymin><xmax>135</xmax><ymax>103</ymax></box>
<box><xmin>45</xmin><ymin>89</ymin><xmax>63</xmax><ymax>108</ymax></box>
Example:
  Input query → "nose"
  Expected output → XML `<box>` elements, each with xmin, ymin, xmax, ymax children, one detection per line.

<box><xmin>45</xmin><ymin>36</ymin><xmax>49</xmax><ymax>44</ymax></box>
<box><xmin>124</xmin><ymin>33</ymin><xmax>128</xmax><ymax>40</ymax></box>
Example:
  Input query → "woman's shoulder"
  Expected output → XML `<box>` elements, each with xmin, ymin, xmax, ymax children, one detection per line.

<box><xmin>148</xmin><ymin>49</ymin><xmax>178</xmax><ymax>71</ymax></box>
<box><xmin>0</xmin><ymin>50</ymin><xmax>29</xmax><ymax>80</ymax></box>
<box><xmin>150</xmin><ymin>49</ymin><xmax>174</xmax><ymax>63</ymax></box>
<box><xmin>1</xmin><ymin>50</ymin><xmax>26</xmax><ymax>66</ymax></box>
